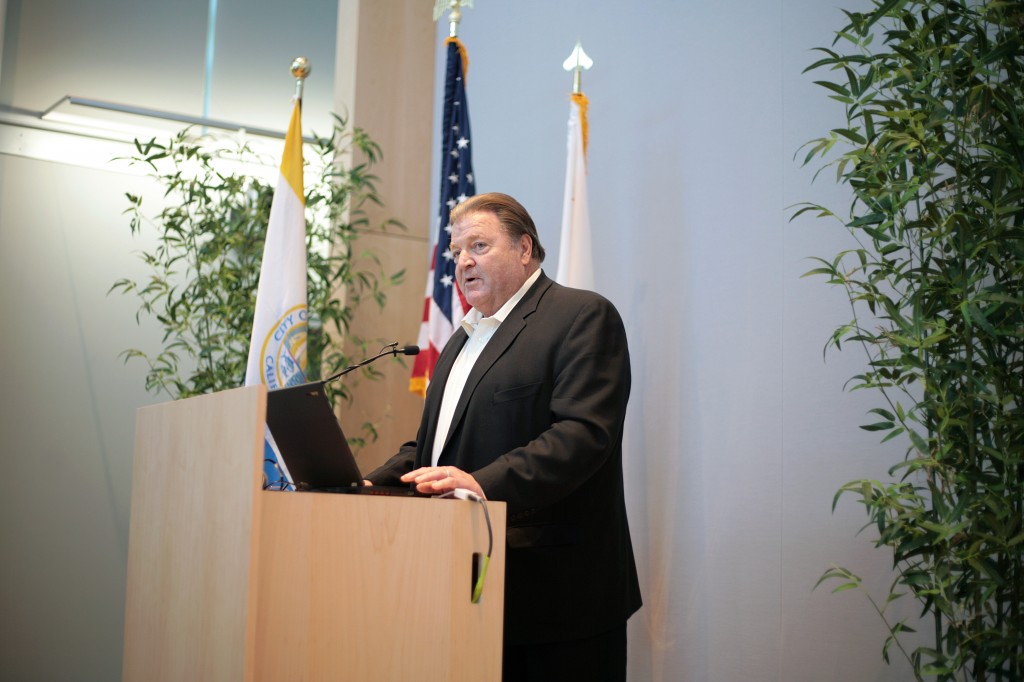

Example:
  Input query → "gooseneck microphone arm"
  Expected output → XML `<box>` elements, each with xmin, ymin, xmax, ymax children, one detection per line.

<box><xmin>322</xmin><ymin>343</ymin><xmax>419</xmax><ymax>385</ymax></box>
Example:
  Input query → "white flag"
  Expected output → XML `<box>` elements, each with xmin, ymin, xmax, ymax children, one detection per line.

<box><xmin>245</xmin><ymin>100</ymin><xmax>306</xmax><ymax>489</ymax></box>
<box><xmin>245</xmin><ymin>100</ymin><xmax>307</xmax><ymax>390</ymax></box>
<box><xmin>556</xmin><ymin>93</ymin><xmax>594</xmax><ymax>290</ymax></box>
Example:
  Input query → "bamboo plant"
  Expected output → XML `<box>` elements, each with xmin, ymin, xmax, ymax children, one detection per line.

<box><xmin>795</xmin><ymin>0</ymin><xmax>1024</xmax><ymax>679</ymax></box>
<box><xmin>112</xmin><ymin>114</ymin><xmax>403</xmax><ymax>426</ymax></box>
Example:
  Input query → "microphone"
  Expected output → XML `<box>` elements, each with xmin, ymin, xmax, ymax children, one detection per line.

<box><xmin>322</xmin><ymin>343</ymin><xmax>419</xmax><ymax>384</ymax></box>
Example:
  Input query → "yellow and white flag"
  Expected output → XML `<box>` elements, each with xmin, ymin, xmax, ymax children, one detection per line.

<box><xmin>556</xmin><ymin>92</ymin><xmax>594</xmax><ymax>290</ymax></box>
<box><xmin>245</xmin><ymin>100</ymin><xmax>308</xmax><ymax>390</ymax></box>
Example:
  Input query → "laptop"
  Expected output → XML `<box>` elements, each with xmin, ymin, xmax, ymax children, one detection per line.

<box><xmin>265</xmin><ymin>381</ymin><xmax>421</xmax><ymax>496</ymax></box>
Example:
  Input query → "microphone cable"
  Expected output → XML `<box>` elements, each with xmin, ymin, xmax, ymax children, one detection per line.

<box><xmin>448</xmin><ymin>489</ymin><xmax>493</xmax><ymax>604</ymax></box>
<box><xmin>471</xmin><ymin>494</ymin><xmax>493</xmax><ymax>604</ymax></box>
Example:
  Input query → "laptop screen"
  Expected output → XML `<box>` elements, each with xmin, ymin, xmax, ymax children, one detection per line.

<box><xmin>264</xmin><ymin>382</ymin><xmax>363</xmax><ymax>491</ymax></box>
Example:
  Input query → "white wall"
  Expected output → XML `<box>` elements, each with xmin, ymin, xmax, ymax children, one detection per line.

<box><xmin>0</xmin><ymin>153</ymin><xmax>157</xmax><ymax>680</ymax></box>
<box><xmin>442</xmin><ymin>0</ymin><xmax>919</xmax><ymax>679</ymax></box>
<box><xmin>1</xmin><ymin>0</ymin><xmax>924</xmax><ymax>679</ymax></box>
<box><xmin>0</xmin><ymin>2</ymin><xmax>338</xmax><ymax>680</ymax></box>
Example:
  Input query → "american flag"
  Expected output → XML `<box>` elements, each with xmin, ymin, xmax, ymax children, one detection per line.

<box><xmin>410</xmin><ymin>37</ymin><xmax>475</xmax><ymax>396</ymax></box>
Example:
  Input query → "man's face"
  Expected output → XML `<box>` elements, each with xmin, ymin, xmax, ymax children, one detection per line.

<box><xmin>450</xmin><ymin>210</ymin><xmax>533</xmax><ymax>317</ymax></box>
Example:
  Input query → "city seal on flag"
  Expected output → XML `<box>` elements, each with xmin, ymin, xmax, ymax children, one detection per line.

<box><xmin>259</xmin><ymin>304</ymin><xmax>308</xmax><ymax>389</ymax></box>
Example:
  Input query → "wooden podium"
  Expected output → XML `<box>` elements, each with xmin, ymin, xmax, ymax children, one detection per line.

<box><xmin>122</xmin><ymin>385</ymin><xmax>505</xmax><ymax>681</ymax></box>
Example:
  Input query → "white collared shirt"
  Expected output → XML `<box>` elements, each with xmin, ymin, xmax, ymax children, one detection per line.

<box><xmin>430</xmin><ymin>268</ymin><xmax>542</xmax><ymax>465</ymax></box>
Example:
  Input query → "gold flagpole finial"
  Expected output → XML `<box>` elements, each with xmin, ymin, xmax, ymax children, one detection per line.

<box><xmin>291</xmin><ymin>57</ymin><xmax>311</xmax><ymax>100</ymax></box>
<box><xmin>433</xmin><ymin>0</ymin><xmax>474</xmax><ymax>38</ymax></box>
<box><xmin>562</xmin><ymin>41</ymin><xmax>593</xmax><ymax>94</ymax></box>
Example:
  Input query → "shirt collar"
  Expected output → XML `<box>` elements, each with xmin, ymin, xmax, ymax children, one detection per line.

<box><xmin>460</xmin><ymin>268</ymin><xmax>542</xmax><ymax>333</ymax></box>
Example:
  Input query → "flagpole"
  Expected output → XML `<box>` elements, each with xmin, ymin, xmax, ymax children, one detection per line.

<box><xmin>448</xmin><ymin>3</ymin><xmax>462</xmax><ymax>37</ymax></box>
<box><xmin>433</xmin><ymin>0</ymin><xmax>474</xmax><ymax>38</ymax></box>
<box><xmin>562</xmin><ymin>40</ymin><xmax>592</xmax><ymax>94</ymax></box>
<box><xmin>291</xmin><ymin>56</ymin><xmax>311</xmax><ymax>101</ymax></box>
<box><xmin>562</xmin><ymin>41</ymin><xmax>592</xmax><ymax>157</ymax></box>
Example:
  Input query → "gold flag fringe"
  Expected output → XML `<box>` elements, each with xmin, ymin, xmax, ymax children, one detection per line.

<box><xmin>572</xmin><ymin>91</ymin><xmax>589</xmax><ymax>161</ymax></box>
<box><xmin>445</xmin><ymin>37</ymin><xmax>470</xmax><ymax>81</ymax></box>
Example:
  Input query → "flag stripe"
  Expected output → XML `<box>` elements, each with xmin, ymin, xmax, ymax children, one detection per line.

<box><xmin>280</xmin><ymin>102</ymin><xmax>304</xmax><ymax>199</ymax></box>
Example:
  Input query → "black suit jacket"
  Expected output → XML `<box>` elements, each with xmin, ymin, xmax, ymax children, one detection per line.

<box><xmin>368</xmin><ymin>272</ymin><xmax>642</xmax><ymax>644</ymax></box>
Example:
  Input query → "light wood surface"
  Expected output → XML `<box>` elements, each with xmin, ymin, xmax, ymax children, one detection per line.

<box><xmin>123</xmin><ymin>385</ymin><xmax>505</xmax><ymax>681</ymax></box>
<box><xmin>123</xmin><ymin>385</ymin><xmax>265</xmax><ymax>681</ymax></box>
<box><xmin>251</xmin><ymin>492</ymin><xmax>505</xmax><ymax>681</ymax></box>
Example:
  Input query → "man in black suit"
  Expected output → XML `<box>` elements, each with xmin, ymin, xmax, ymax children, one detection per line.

<box><xmin>367</xmin><ymin>193</ymin><xmax>641</xmax><ymax>681</ymax></box>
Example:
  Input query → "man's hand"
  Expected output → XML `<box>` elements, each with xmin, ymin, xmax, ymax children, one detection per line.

<box><xmin>401</xmin><ymin>466</ymin><xmax>485</xmax><ymax>498</ymax></box>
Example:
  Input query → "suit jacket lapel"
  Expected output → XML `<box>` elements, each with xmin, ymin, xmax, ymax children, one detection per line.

<box><xmin>440</xmin><ymin>273</ymin><xmax>553</xmax><ymax>457</ymax></box>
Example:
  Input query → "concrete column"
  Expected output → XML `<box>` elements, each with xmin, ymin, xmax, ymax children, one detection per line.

<box><xmin>334</xmin><ymin>0</ymin><xmax>434</xmax><ymax>470</ymax></box>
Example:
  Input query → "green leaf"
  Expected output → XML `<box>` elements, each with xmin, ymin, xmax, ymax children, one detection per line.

<box><xmin>880</xmin><ymin>427</ymin><xmax>905</xmax><ymax>443</ymax></box>
<box><xmin>813</xmin><ymin>80</ymin><xmax>852</xmax><ymax>98</ymax></box>
<box><xmin>867</xmin><ymin>407</ymin><xmax>895</xmax><ymax>421</ymax></box>
<box><xmin>846</xmin><ymin>213</ymin><xmax>886</xmax><ymax>227</ymax></box>
<box><xmin>833</xmin><ymin>127</ymin><xmax>867</xmax><ymax>145</ymax></box>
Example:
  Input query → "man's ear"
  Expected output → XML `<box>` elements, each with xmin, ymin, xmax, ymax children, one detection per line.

<box><xmin>519</xmin><ymin>234</ymin><xmax>533</xmax><ymax>263</ymax></box>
